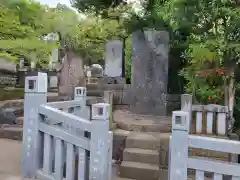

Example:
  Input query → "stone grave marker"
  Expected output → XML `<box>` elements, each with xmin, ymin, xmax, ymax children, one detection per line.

<box><xmin>49</xmin><ymin>75</ymin><xmax>58</xmax><ymax>88</ymax></box>
<box><xmin>104</xmin><ymin>40</ymin><xmax>123</xmax><ymax>77</ymax></box>
<box><xmin>130</xmin><ymin>30</ymin><xmax>169</xmax><ymax>116</ymax></box>
<box><xmin>58</xmin><ymin>51</ymin><xmax>85</xmax><ymax>98</ymax></box>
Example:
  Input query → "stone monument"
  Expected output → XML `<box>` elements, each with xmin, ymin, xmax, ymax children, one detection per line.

<box><xmin>130</xmin><ymin>30</ymin><xmax>169</xmax><ymax>116</ymax></box>
<box><xmin>103</xmin><ymin>40</ymin><xmax>125</xmax><ymax>84</ymax></box>
<box><xmin>104</xmin><ymin>40</ymin><xmax>123</xmax><ymax>77</ymax></box>
<box><xmin>58</xmin><ymin>50</ymin><xmax>85</xmax><ymax>98</ymax></box>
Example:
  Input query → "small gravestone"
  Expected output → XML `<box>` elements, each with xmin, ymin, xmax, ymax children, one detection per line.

<box><xmin>104</xmin><ymin>40</ymin><xmax>123</xmax><ymax>77</ymax></box>
<box><xmin>19</xmin><ymin>58</ymin><xmax>24</xmax><ymax>69</ymax></box>
<box><xmin>49</xmin><ymin>75</ymin><xmax>58</xmax><ymax>88</ymax></box>
<box><xmin>130</xmin><ymin>30</ymin><xmax>169</xmax><ymax>116</ymax></box>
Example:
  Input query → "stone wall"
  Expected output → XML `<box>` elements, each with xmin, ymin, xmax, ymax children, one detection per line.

<box><xmin>87</xmin><ymin>83</ymin><xmax>181</xmax><ymax>114</ymax></box>
<box><xmin>0</xmin><ymin>75</ymin><xmax>17</xmax><ymax>86</ymax></box>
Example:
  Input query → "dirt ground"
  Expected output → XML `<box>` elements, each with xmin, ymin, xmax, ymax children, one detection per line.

<box><xmin>0</xmin><ymin>138</ymin><xmax>121</xmax><ymax>180</ymax></box>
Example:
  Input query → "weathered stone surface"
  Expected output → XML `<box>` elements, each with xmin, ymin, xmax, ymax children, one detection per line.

<box><xmin>130</xmin><ymin>30</ymin><xmax>169</xmax><ymax>116</ymax></box>
<box><xmin>58</xmin><ymin>51</ymin><xmax>85</xmax><ymax>97</ymax></box>
<box><xmin>104</xmin><ymin>40</ymin><xmax>123</xmax><ymax>77</ymax></box>
<box><xmin>113</xmin><ymin>130</ymin><xmax>129</xmax><ymax>161</ymax></box>
<box><xmin>0</xmin><ymin>125</ymin><xmax>23</xmax><ymax>141</ymax></box>
<box><xmin>49</xmin><ymin>75</ymin><xmax>58</xmax><ymax>88</ymax></box>
<box><xmin>114</xmin><ymin>109</ymin><xmax>172</xmax><ymax>132</ymax></box>
<box><xmin>91</xmin><ymin>64</ymin><xmax>103</xmax><ymax>77</ymax></box>
<box><xmin>0</xmin><ymin>108</ymin><xmax>17</xmax><ymax>124</ymax></box>
<box><xmin>15</xmin><ymin>117</ymin><xmax>24</xmax><ymax>125</ymax></box>
<box><xmin>0</xmin><ymin>57</ymin><xmax>16</xmax><ymax>73</ymax></box>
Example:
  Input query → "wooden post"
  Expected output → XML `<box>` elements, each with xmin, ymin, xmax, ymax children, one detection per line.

<box><xmin>169</xmin><ymin>111</ymin><xmax>189</xmax><ymax>180</ymax></box>
<box><xmin>21</xmin><ymin>72</ymin><xmax>48</xmax><ymax>178</ymax></box>
<box><xmin>89</xmin><ymin>103</ymin><xmax>110</xmax><ymax>180</ymax></box>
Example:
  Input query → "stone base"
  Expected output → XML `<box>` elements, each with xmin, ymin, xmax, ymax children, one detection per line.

<box><xmin>99</xmin><ymin>77</ymin><xmax>126</xmax><ymax>85</ymax></box>
<box><xmin>130</xmin><ymin>105</ymin><xmax>167</xmax><ymax>116</ymax></box>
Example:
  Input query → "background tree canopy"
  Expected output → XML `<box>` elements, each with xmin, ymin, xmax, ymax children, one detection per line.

<box><xmin>1</xmin><ymin>0</ymin><xmax>240</xmax><ymax>105</ymax></box>
<box><xmin>0</xmin><ymin>0</ymin><xmax>58</xmax><ymax>66</ymax></box>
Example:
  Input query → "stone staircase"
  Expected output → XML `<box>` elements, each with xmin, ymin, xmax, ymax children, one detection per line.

<box><xmin>113</xmin><ymin>109</ymin><xmax>231</xmax><ymax>180</ymax></box>
<box><xmin>120</xmin><ymin>133</ymin><xmax>160</xmax><ymax>180</ymax></box>
<box><xmin>113</xmin><ymin>129</ymin><xmax>170</xmax><ymax>180</ymax></box>
<box><xmin>112</xmin><ymin>110</ymin><xmax>171</xmax><ymax>180</ymax></box>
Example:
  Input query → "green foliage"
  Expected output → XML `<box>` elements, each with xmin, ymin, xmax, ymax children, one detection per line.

<box><xmin>0</xmin><ymin>0</ymin><xmax>59</xmax><ymax>66</ymax></box>
<box><xmin>125</xmin><ymin>36</ymin><xmax>132</xmax><ymax>82</ymax></box>
<box><xmin>71</xmin><ymin>0</ymin><xmax>121</xmax><ymax>14</ymax></box>
<box><xmin>167</xmin><ymin>0</ymin><xmax>240</xmax><ymax>103</ymax></box>
<box><xmin>62</xmin><ymin>3</ymin><xmax>131</xmax><ymax>64</ymax></box>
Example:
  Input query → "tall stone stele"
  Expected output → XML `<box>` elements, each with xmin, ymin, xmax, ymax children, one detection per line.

<box><xmin>58</xmin><ymin>49</ymin><xmax>85</xmax><ymax>99</ymax></box>
<box><xmin>104</xmin><ymin>40</ymin><xmax>123</xmax><ymax>77</ymax></box>
<box><xmin>130</xmin><ymin>30</ymin><xmax>169</xmax><ymax>116</ymax></box>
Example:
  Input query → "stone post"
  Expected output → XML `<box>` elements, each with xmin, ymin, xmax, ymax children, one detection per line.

<box><xmin>169</xmin><ymin>111</ymin><xmax>189</xmax><ymax>180</ymax></box>
<box><xmin>107</xmin><ymin>131</ymin><xmax>113</xmax><ymax>180</ymax></box>
<box><xmin>74</xmin><ymin>86</ymin><xmax>87</xmax><ymax>118</ymax></box>
<box><xmin>73</xmin><ymin>87</ymin><xmax>89</xmax><ymax>137</ymax></box>
<box><xmin>104</xmin><ymin>91</ymin><xmax>113</xmax><ymax>129</ymax></box>
<box><xmin>228</xmin><ymin>133</ymin><xmax>239</xmax><ymax>163</ymax></box>
<box><xmin>89</xmin><ymin>103</ymin><xmax>110</xmax><ymax>180</ymax></box>
<box><xmin>19</xmin><ymin>58</ymin><xmax>24</xmax><ymax>69</ymax></box>
<box><xmin>181</xmin><ymin>94</ymin><xmax>192</xmax><ymax>130</ymax></box>
<box><xmin>21</xmin><ymin>72</ymin><xmax>48</xmax><ymax>178</ymax></box>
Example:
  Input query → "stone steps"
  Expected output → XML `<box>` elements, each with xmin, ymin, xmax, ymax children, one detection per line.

<box><xmin>119</xmin><ymin>132</ymin><xmax>162</xmax><ymax>180</ymax></box>
<box><xmin>114</xmin><ymin>178</ymin><xmax>136</xmax><ymax>180</ymax></box>
<box><xmin>120</xmin><ymin>161</ymin><xmax>159</xmax><ymax>180</ymax></box>
<box><xmin>126</xmin><ymin>133</ymin><xmax>162</xmax><ymax>150</ymax></box>
<box><xmin>123</xmin><ymin>148</ymin><xmax>159</xmax><ymax>164</ymax></box>
<box><xmin>114</xmin><ymin>129</ymin><xmax>231</xmax><ymax>180</ymax></box>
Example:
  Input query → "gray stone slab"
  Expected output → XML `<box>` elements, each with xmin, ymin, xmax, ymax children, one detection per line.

<box><xmin>104</xmin><ymin>40</ymin><xmax>123</xmax><ymax>77</ymax></box>
<box><xmin>49</xmin><ymin>75</ymin><xmax>58</xmax><ymax>88</ymax></box>
<box><xmin>0</xmin><ymin>108</ymin><xmax>17</xmax><ymax>124</ymax></box>
<box><xmin>130</xmin><ymin>30</ymin><xmax>169</xmax><ymax>116</ymax></box>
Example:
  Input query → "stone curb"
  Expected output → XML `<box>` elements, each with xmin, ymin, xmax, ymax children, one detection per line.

<box><xmin>0</xmin><ymin>124</ymin><xmax>23</xmax><ymax>141</ymax></box>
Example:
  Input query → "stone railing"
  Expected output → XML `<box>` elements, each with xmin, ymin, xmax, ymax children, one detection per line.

<box><xmin>21</xmin><ymin>72</ymin><xmax>113</xmax><ymax>180</ymax></box>
<box><xmin>86</xmin><ymin>83</ymin><xmax>181</xmax><ymax>114</ymax></box>
<box><xmin>181</xmin><ymin>94</ymin><xmax>230</xmax><ymax>136</ymax></box>
<box><xmin>169</xmin><ymin>110</ymin><xmax>240</xmax><ymax>180</ymax></box>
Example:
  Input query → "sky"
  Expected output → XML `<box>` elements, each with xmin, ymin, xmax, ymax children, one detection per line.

<box><xmin>36</xmin><ymin>0</ymin><xmax>72</xmax><ymax>8</ymax></box>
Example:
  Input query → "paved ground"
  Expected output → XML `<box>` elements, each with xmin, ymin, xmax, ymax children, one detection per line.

<box><xmin>0</xmin><ymin>138</ymin><xmax>121</xmax><ymax>180</ymax></box>
<box><xmin>0</xmin><ymin>139</ymin><xmax>27</xmax><ymax>180</ymax></box>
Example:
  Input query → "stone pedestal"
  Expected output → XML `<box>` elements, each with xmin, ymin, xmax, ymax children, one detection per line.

<box><xmin>130</xmin><ymin>30</ymin><xmax>169</xmax><ymax>116</ymax></box>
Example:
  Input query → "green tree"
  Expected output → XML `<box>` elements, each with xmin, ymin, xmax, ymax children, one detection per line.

<box><xmin>168</xmin><ymin>0</ymin><xmax>240</xmax><ymax>104</ymax></box>
<box><xmin>0</xmin><ymin>0</ymin><xmax>58</xmax><ymax>67</ymax></box>
<box><xmin>71</xmin><ymin>0</ymin><xmax>124</xmax><ymax>14</ymax></box>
